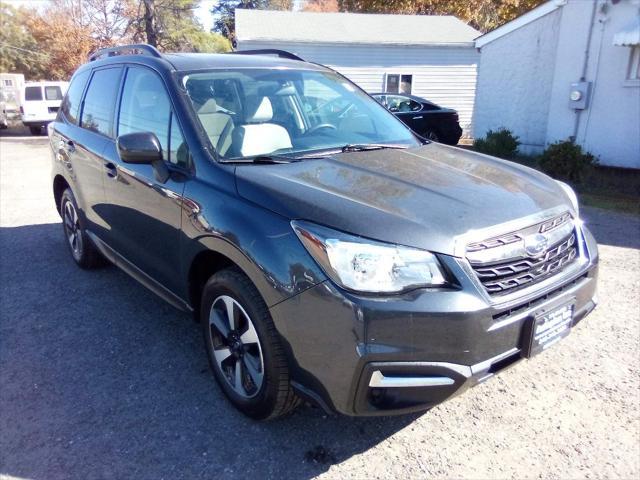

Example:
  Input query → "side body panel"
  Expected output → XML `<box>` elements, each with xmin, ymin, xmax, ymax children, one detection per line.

<box><xmin>177</xmin><ymin>155</ymin><xmax>327</xmax><ymax>308</ymax></box>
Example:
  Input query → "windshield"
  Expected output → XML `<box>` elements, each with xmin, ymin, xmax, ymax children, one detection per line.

<box><xmin>183</xmin><ymin>68</ymin><xmax>420</xmax><ymax>160</ymax></box>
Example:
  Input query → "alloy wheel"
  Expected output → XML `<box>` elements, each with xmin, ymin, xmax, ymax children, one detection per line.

<box><xmin>425</xmin><ymin>130</ymin><xmax>440</xmax><ymax>142</ymax></box>
<box><xmin>63</xmin><ymin>200</ymin><xmax>83</xmax><ymax>257</ymax></box>
<box><xmin>208</xmin><ymin>295</ymin><xmax>264</xmax><ymax>398</ymax></box>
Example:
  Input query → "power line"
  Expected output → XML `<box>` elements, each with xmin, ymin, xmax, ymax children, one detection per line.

<box><xmin>0</xmin><ymin>43</ymin><xmax>50</xmax><ymax>57</ymax></box>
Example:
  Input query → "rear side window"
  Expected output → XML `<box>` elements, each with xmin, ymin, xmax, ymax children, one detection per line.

<box><xmin>61</xmin><ymin>70</ymin><xmax>90</xmax><ymax>125</ymax></box>
<box><xmin>45</xmin><ymin>86</ymin><xmax>63</xmax><ymax>101</ymax></box>
<box><xmin>81</xmin><ymin>67</ymin><xmax>122</xmax><ymax>137</ymax></box>
<box><xmin>25</xmin><ymin>86</ymin><xmax>42</xmax><ymax>101</ymax></box>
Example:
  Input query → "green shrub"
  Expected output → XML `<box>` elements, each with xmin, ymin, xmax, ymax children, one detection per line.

<box><xmin>473</xmin><ymin>128</ymin><xmax>520</xmax><ymax>159</ymax></box>
<box><xmin>538</xmin><ymin>140</ymin><xmax>598</xmax><ymax>183</ymax></box>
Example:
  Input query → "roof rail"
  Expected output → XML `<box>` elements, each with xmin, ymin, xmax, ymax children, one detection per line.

<box><xmin>231</xmin><ymin>49</ymin><xmax>305</xmax><ymax>62</ymax></box>
<box><xmin>88</xmin><ymin>44</ymin><xmax>162</xmax><ymax>62</ymax></box>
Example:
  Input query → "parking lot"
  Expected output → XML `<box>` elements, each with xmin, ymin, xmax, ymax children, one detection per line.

<box><xmin>0</xmin><ymin>129</ymin><xmax>638</xmax><ymax>480</ymax></box>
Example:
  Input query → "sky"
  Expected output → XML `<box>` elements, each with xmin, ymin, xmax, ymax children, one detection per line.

<box><xmin>4</xmin><ymin>0</ymin><xmax>50</xmax><ymax>9</ymax></box>
<box><xmin>196</xmin><ymin>0</ymin><xmax>217</xmax><ymax>31</ymax></box>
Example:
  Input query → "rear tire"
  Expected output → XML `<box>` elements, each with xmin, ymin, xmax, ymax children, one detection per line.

<box><xmin>60</xmin><ymin>188</ymin><xmax>106</xmax><ymax>269</ymax></box>
<box><xmin>424</xmin><ymin>129</ymin><xmax>440</xmax><ymax>142</ymax></box>
<box><xmin>201</xmin><ymin>267</ymin><xmax>300</xmax><ymax>420</ymax></box>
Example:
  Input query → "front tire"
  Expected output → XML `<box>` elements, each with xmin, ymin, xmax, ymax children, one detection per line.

<box><xmin>60</xmin><ymin>188</ymin><xmax>106</xmax><ymax>269</ymax></box>
<box><xmin>29</xmin><ymin>126</ymin><xmax>42</xmax><ymax>135</ymax></box>
<box><xmin>201</xmin><ymin>267</ymin><xmax>299</xmax><ymax>420</ymax></box>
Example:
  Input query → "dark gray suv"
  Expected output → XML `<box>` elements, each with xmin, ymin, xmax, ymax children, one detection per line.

<box><xmin>50</xmin><ymin>45</ymin><xmax>598</xmax><ymax>419</ymax></box>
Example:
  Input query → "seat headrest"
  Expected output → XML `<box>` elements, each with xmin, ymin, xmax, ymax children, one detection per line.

<box><xmin>246</xmin><ymin>97</ymin><xmax>273</xmax><ymax>123</ymax></box>
<box><xmin>198</xmin><ymin>98</ymin><xmax>218</xmax><ymax>114</ymax></box>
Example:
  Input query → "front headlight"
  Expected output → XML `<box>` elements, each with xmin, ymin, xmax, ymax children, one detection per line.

<box><xmin>292</xmin><ymin>221</ymin><xmax>448</xmax><ymax>293</ymax></box>
<box><xmin>556</xmin><ymin>180</ymin><xmax>579</xmax><ymax>216</ymax></box>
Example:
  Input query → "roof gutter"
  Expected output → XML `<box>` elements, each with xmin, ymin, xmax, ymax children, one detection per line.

<box><xmin>237</xmin><ymin>39</ymin><xmax>477</xmax><ymax>48</ymax></box>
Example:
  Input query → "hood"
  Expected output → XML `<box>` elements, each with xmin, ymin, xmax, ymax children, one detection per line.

<box><xmin>234</xmin><ymin>143</ymin><xmax>572</xmax><ymax>256</ymax></box>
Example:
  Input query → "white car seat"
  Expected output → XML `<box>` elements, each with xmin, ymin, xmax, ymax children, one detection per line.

<box><xmin>234</xmin><ymin>97</ymin><xmax>292</xmax><ymax>157</ymax></box>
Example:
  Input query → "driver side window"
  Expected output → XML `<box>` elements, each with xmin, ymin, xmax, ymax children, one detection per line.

<box><xmin>386</xmin><ymin>95</ymin><xmax>421</xmax><ymax>113</ymax></box>
<box><xmin>118</xmin><ymin>67</ymin><xmax>171</xmax><ymax>161</ymax></box>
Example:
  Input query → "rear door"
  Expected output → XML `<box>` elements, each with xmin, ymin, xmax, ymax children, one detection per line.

<box><xmin>100</xmin><ymin>65</ymin><xmax>189</xmax><ymax>295</ymax></box>
<box><xmin>52</xmin><ymin>67</ymin><xmax>123</xmax><ymax>233</ymax></box>
<box><xmin>43</xmin><ymin>84</ymin><xmax>65</xmax><ymax>119</ymax></box>
<box><xmin>22</xmin><ymin>85</ymin><xmax>45</xmax><ymax>121</ymax></box>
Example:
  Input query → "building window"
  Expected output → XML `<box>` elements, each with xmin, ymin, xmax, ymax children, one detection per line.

<box><xmin>3</xmin><ymin>79</ymin><xmax>13</xmax><ymax>87</ymax></box>
<box><xmin>627</xmin><ymin>46</ymin><xmax>640</xmax><ymax>81</ymax></box>
<box><xmin>385</xmin><ymin>74</ymin><xmax>413</xmax><ymax>94</ymax></box>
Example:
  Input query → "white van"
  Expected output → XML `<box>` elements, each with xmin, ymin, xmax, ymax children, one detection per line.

<box><xmin>0</xmin><ymin>91</ymin><xmax>8</xmax><ymax>129</ymax></box>
<box><xmin>21</xmin><ymin>81</ymin><xmax>69</xmax><ymax>135</ymax></box>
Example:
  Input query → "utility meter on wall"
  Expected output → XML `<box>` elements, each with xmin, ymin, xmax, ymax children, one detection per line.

<box><xmin>569</xmin><ymin>81</ymin><xmax>592</xmax><ymax>110</ymax></box>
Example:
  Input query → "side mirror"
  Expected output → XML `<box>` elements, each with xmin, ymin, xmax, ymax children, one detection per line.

<box><xmin>117</xmin><ymin>131</ymin><xmax>162</xmax><ymax>164</ymax></box>
<box><xmin>116</xmin><ymin>132</ymin><xmax>169</xmax><ymax>183</ymax></box>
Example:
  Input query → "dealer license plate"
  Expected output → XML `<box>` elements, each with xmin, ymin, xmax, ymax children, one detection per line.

<box><xmin>522</xmin><ymin>302</ymin><xmax>574</xmax><ymax>358</ymax></box>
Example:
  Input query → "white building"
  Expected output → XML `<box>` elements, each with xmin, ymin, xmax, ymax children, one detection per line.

<box><xmin>235</xmin><ymin>9</ymin><xmax>480</xmax><ymax>136</ymax></box>
<box><xmin>474</xmin><ymin>0</ymin><xmax>640</xmax><ymax>169</ymax></box>
<box><xmin>0</xmin><ymin>73</ymin><xmax>25</xmax><ymax>111</ymax></box>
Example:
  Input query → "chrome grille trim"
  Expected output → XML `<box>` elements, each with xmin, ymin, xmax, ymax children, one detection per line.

<box><xmin>466</xmin><ymin>212</ymin><xmax>580</xmax><ymax>296</ymax></box>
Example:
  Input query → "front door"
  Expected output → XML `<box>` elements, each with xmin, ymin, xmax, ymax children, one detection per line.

<box><xmin>100</xmin><ymin>66</ymin><xmax>190</xmax><ymax>295</ymax></box>
<box><xmin>385</xmin><ymin>95</ymin><xmax>424</xmax><ymax>134</ymax></box>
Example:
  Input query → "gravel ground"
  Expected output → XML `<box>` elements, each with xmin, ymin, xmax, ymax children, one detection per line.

<box><xmin>1</xmin><ymin>129</ymin><xmax>639</xmax><ymax>480</ymax></box>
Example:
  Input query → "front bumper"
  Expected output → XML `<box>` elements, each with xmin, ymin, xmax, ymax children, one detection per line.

<box><xmin>269</xmin><ymin>225</ymin><xmax>599</xmax><ymax>416</ymax></box>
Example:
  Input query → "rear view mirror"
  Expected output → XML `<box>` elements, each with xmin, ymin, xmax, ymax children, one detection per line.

<box><xmin>116</xmin><ymin>132</ymin><xmax>169</xmax><ymax>183</ymax></box>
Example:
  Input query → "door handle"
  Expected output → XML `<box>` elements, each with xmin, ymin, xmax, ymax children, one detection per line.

<box><xmin>105</xmin><ymin>162</ymin><xmax>117</xmax><ymax>178</ymax></box>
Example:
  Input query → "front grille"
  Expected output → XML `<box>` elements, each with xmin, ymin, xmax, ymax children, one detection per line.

<box><xmin>467</xmin><ymin>213</ymin><xmax>579</xmax><ymax>296</ymax></box>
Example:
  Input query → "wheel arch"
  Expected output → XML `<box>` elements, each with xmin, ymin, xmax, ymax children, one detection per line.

<box><xmin>53</xmin><ymin>174</ymin><xmax>70</xmax><ymax>216</ymax></box>
<box><xmin>187</xmin><ymin>248</ymin><xmax>236</xmax><ymax>322</ymax></box>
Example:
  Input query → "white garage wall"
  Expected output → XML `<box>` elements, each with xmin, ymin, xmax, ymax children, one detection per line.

<box><xmin>475</xmin><ymin>0</ymin><xmax>640</xmax><ymax>168</ymax></box>
<box><xmin>474</xmin><ymin>8</ymin><xmax>562</xmax><ymax>154</ymax></box>
<box><xmin>237</xmin><ymin>40</ymin><xmax>479</xmax><ymax>136</ymax></box>
<box><xmin>545</xmin><ymin>0</ymin><xmax>640</xmax><ymax>169</ymax></box>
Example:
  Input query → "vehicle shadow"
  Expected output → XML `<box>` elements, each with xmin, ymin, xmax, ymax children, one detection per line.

<box><xmin>0</xmin><ymin>222</ymin><xmax>418</xmax><ymax>480</ymax></box>
<box><xmin>0</xmin><ymin>124</ymin><xmax>36</xmax><ymax>137</ymax></box>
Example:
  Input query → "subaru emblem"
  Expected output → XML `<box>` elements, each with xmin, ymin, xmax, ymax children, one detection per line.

<box><xmin>524</xmin><ymin>233</ymin><xmax>549</xmax><ymax>257</ymax></box>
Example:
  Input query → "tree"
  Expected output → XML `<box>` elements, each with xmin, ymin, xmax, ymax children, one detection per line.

<box><xmin>90</xmin><ymin>0</ymin><xmax>133</xmax><ymax>46</ymax></box>
<box><xmin>142</xmin><ymin>0</ymin><xmax>158</xmax><ymax>47</ymax></box>
<box><xmin>303</xmin><ymin>0</ymin><xmax>339</xmax><ymax>12</ymax></box>
<box><xmin>212</xmin><ymin>1</ymin><xmax>267</xmax><ymax>45</ymax></box>
<box><xmin>129</xmin><ymin>0</ymin><xmax>231</xmax><ymax>52</ymax></box>
<box><xmin>23</xmin><ymin>1</ymin><xmax>97</xmax><ymax>80</ymax></box>
<box><xmin>211</xmin><ymin>0</ymin><xmax>292</xmax><ymax>46</ymax></box>
<box><xmin>337</xmin><ymin>0</ymin><xmax>546</xmax><ymax>32</ymax></box>
<box><xmin>0</xmin><ymin>2</ymin><xmax>47</xmax><ymax>79</ymax></box>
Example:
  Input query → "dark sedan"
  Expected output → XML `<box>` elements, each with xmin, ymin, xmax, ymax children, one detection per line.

<box><xmin>372</xmin><ymin>93</ymin><xmax>463</xmax><ymax>145</ymax></box>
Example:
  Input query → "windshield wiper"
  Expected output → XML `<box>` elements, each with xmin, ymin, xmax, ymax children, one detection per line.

<box><xmin>222</xmin><ymin>154</ymin><xmax>302</xmax><ymax>164</ymax></box>
<box><xmin>341</xmin><ymin>143</ymin><xmax>409</xmax><ymax>152</ymax></box>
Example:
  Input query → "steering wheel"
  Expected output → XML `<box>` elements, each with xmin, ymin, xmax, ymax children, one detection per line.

<box><xmin>305</xmin><ymin>123</ymin><xmax>337</xmax><ymax>135</ymax></box>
